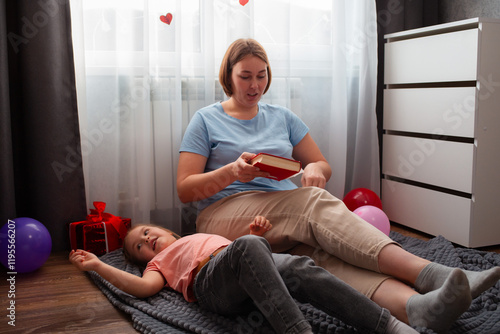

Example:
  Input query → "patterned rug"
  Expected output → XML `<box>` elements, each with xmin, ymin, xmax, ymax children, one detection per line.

<box><xmin>89</xmin><ymin>231</ymin><xmax>500</xmax><ymax>333</ymax></box>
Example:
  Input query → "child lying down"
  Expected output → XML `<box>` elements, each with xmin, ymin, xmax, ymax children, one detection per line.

<box><xmin>70</xmin><ymin>215</ymin><xmax>420</xmax><ymax>333</ymax></box>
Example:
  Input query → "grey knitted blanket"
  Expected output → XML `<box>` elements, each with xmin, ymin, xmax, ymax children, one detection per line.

<box><xmin>89</xmin><ymin>232</ymin><xmax>500</xmax><ymax>333</ymax></box>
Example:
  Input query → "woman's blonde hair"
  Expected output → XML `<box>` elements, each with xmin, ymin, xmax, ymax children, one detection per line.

<box><xmin>122</xmin><ymin>224</ymin><xmax>181</xmax><ymax>267</ymax></box>
<box><xmin>219</xmin><ymin>38</ymin><xmax>272</xmax><ymax>97</ymax></box>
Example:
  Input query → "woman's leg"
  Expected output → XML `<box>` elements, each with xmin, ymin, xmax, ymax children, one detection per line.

<box><xmin>198</xmin><ymin>188</ymin><xmax>500</xmax><ymax>298</ymax></box>
<box><xmin>372</xmin><ymin>275</ymin><xmax>472</xmax><ymax>334</ymax></box>
<box><xmin>379</xmin><ymin>243</ymin><xmax>500</xmax><ymax>299</ymax></box>
<box><xmin>193</xmin><ymin>235</ymin><xmax>312</xmax><ymax>334</ymax></box>
<box><xmin>272</xmin><ymin>253</ymin><xmax>418</xmax><ymax>334</ymax></box>
<box><xmin>196</xmin><ymin>189</ymin><xmax>399</xmax><ymax>300</ymax></box>
<box><xmin>286</xmin><ymin>245</ymin><xmax>471</xmax><ymax>333</ymax></box>
<box><xmin>197</xmin><ymin>188</ymin><xmax>393</xmax><ymax>270</ymax></box>
<box><xmin>196</xmin><ymin>188</ymin><xmax>499</xmax><ymax>330</ymax></box>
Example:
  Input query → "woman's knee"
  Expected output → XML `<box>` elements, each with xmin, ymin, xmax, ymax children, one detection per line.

<box><xmin>295</xmin><ymin>186</ymin><xmax>341</xmax><ymax>202</ymax></box>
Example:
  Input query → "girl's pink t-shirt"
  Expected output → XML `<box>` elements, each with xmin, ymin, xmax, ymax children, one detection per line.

<box><xmin>144</xmin><ymin>233</ymin><xmax>230</xmax><ymax>302</ymax></box>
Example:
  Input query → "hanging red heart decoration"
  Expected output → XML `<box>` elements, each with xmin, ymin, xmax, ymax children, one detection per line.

<box><xmin>160</xmin><ymin>13</ymin><xmax>173</xmax><ymax>25</ymax></box>
<box><xmin>239</xmin><ymin>0</ymin><xmax>249</xmax><ymax>6</ymax></box>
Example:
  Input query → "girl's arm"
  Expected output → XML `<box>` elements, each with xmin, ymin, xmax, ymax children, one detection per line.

<box><xmin>69</xmin><ymin>250</ymin><xmax>165</xmax><ymax>299</ymax></box>
<box><xmin>292</xmin><ymin>133</ymin><xmax>332</xmax><ymax>188</ymax></box>
<box><xmin>177</xmin><ymin>151</ymin><xmax>269</xmax><ymax>203</ymax></box>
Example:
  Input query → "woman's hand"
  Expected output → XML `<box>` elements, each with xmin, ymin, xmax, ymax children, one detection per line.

<box><xmin>301</xmin><ymin>162</ymin><xmax>328</xmax><ymax>188</ymax></box>
<box><xmin>177</xmin><ymin>151</ymin><xmax>270</xmax><ymax>203</ymax></box>
<box><xmin>292</xmin><ymin>133</ymin><xmax>332</xmax><ymax>188</ymax></box>
<box><xmin>232</xmin><ymin>152</ymin><xmax>270</xmax><ymax>183</ymax></box>
<box><xmin>69</xmin><ymin>249</ymin><xmax>101</xmax><ymax>272</ymax></box>
<box><xmin>249</xmin><ymin>216</ymin><xmax>273</xmax><ymax>236</ymax></box>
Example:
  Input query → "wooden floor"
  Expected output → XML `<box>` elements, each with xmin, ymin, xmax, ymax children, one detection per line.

<box><xmin>390</xmin><ymin>223</ymin><xmax>500</xmax><ymax>254</ymax></box>
<box><xmin>1</xmin><ymin>223</ymin><xmax>499</xmax><ymax>334</ymax></box>
<box><xmin>0</xmin><ymin>253</ymin><xmax>137</xmax><ymax>333</ymax></box>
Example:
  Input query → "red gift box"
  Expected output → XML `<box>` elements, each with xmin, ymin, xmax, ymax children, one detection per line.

<box><xmin>70</xmin><ymin>201</ymin><xmax>131</xmax><ymax>256</ymax></box>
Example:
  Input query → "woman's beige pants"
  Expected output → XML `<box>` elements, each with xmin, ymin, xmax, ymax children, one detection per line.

<box><xmin>197</xmin><ymin>187</ymin><xmax>395</xmax><ymax>298</ymax></box>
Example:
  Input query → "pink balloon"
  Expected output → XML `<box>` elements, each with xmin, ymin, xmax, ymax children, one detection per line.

<box><xmin>353</xmin><ymin>205</ymin><xmax>390</xmax><ymax>236</ymax></box>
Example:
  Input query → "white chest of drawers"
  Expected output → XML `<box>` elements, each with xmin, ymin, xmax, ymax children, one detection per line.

<box><xmin>381</xmin><ymin>18</ymin><xmax>500</xmax><ymax>248</ymax></box>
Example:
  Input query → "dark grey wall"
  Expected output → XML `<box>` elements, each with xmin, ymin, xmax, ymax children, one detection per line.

<box><xmin>439</xmin><ymin>0</ymin><xmax>500</xmax><ymax>23</ymax></box>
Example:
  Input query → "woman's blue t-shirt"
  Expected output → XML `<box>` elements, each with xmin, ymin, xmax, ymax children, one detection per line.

<box><xmin>179</xmin><ymin>102</ymin><xmax>309</xmax><ymax>211</ymax></box>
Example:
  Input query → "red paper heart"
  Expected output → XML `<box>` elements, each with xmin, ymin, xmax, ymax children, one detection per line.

<box><xmin>160</xmin><ymin>13</ymin><xmax>173</xmax><ymax>25</ymax></box>
<box><xmin>239</xmin><ymin>0</ymin><xmax>249</xmax><ymax>6</ymax></box>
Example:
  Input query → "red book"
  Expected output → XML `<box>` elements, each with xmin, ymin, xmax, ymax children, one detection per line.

<box><xmin>250</xmin><ymin>153</ymin><xmax>302</xmax><ymax>181</ymax></box>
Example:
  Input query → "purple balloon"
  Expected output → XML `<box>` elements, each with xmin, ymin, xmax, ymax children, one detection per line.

<box><xmin>353</xmin><ymin>205</ymin><xmax>391</xmax><ymax>236</ymax></box>
<box><xmin>0</xmin><ymin>217</ymin><xmax>52</xmax><ymax>273</ymax></box>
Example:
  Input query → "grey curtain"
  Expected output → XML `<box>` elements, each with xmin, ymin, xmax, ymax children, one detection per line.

<box><xmin>375</xmin><ymin>0</ymin><xmax>439</xmax><ymax>164</ymax></box>
<box><xmin>1</xmin><ymin>0</ymin><xmax>86</xmax><ymax>252</ymax></box>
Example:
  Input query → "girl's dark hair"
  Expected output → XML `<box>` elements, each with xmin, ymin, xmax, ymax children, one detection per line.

<box><xmin>122</xmin><ymin>224</ymin><xmax>181</xmax><ymax>267</ymax></box>
<box><xmin>219</xmin><ymin>38</ymin><xmax>272</xmax><ymax>97</ymax></box>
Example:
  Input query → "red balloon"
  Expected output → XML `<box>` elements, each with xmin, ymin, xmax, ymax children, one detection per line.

<box><xmin>343</xmin><ymin>188</ymin><xmax>382</xmax><ymax>212</ymax></box>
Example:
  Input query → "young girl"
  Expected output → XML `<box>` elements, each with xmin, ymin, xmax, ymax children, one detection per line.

<box><xmin>70</xmin><ymin>216</ymin><xmax>419</xmax><ymax>334</ymax></box>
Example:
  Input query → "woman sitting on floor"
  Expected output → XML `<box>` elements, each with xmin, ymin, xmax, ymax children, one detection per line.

<box><xmin>176</xmin><ymin>37</ymin><xmax>500</xmax><ymax>332</ymax></box>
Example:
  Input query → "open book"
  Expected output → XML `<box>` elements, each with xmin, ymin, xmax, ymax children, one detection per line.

<box><xmin>250</xmin><ymin>153</ymin><xmax>302</xmax><ymax>181</ymax></box>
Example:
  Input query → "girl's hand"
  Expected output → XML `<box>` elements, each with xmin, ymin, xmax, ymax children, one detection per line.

<box><xmin>69</xmin><ymin>249</ymin><xmax>101</xmax><ymax>272</ymax></box>
<box><xmin>249</xmin><ymin>216</ymin><xmax>272</xmax><ymax>236</ymax></box>
<box><xmin>232</xmin><ymin>152</ymin><xmax>270</xmax><ymax>183</ymax></box>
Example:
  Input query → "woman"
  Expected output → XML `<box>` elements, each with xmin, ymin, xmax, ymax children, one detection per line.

<box><xmin>177</xmin><ymin>38</ymin><xmax>500</xmax><ymax>332</ymax></box>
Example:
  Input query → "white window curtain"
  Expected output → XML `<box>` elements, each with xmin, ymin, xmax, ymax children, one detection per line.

<box><xmin>69</xmin><ymin>0</ymin><xmax>379</xmax><ymax>233</ymax></box>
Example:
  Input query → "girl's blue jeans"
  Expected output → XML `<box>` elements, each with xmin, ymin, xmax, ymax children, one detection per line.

<box><xmin>193</xmin><ymin>235</ymin><xmax>390</xmax><ymax>334</ymax></box>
